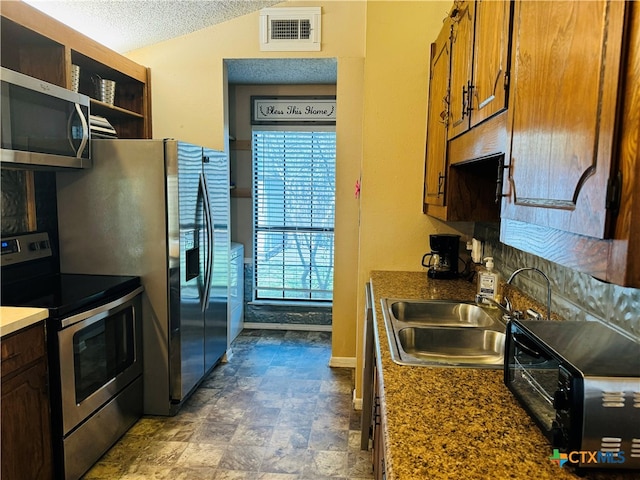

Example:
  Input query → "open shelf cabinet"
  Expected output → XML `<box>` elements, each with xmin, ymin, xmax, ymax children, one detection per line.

<box><xmin>1</xmin><ymin>0</ymin><xmax>151</xmax><ymax>139</ymax></box>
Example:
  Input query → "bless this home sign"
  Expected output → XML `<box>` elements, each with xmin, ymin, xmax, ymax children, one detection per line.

<box><xmin>252</xmin><ymin>96</ymin><xmax>336</xmax><ymax>125</ymax></box>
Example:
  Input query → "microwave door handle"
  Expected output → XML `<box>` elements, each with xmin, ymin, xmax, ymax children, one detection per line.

<box><xmin>68</xmin><ymin>103</ymin><xmax>89</xmax><ymax>158</ymax></box>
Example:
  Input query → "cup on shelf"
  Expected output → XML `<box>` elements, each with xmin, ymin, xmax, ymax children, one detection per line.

<box><xmin>91</xmin><ymin>74</ymin><xmax>116</xmax><ymax>105</ymax></box>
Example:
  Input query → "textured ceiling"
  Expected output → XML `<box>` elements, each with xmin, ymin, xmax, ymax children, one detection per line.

<box><xmin>226</xmin><ymin>58</ymin><xmax>336</xmax><ymax>84</ymax></box>
<box><xmin>23</xmin><ymin>0</ymin><xmax>337</xmax><ymax>84</ymax></box>
<box><xmin>24</xmin><ymin>0</ymin><xmax>281</xmax><ymax>53</ymax></box>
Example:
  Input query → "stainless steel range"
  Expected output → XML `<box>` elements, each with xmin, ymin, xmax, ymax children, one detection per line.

<box><xmin>1</xmin><ymin>231</ymin><xmax>143</xmax><ymax>480</ymax></box>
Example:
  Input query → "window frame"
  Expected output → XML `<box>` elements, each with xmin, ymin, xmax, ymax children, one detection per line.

<box><xmin>251</xmin><ymin>125</ymin><xmax>336</xmax><ymax>303</ymax></box>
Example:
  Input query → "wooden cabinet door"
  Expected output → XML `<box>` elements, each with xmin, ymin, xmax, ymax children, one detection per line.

<box><xmin>470</xmin><ymin>0</ymin><xmax>511</xmax><ymax>128</ymax></box>
<box><xmin>448</xmin><ymin>0</ymin><xmax>475</xmax><ymax>140</ymax></box>
<box><xmin>1</xmin><ymin>359</ymin><xmax>53</xmax><ymax>480</ymax></box>
<box><xmin>502</xmin><ymin>0</ymin><xmax>626</xmax><ymax>238</ymax></box>
<box><xmin>424</xmin><ymin>21</ymin><xmax>452</xmax><ymax>207</ymax></box>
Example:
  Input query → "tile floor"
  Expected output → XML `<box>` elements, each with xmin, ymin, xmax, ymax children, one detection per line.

<box><xmin>83</xmin><ymin>329</ymin><xmax>375</xmax><ymax>479</ymax></box>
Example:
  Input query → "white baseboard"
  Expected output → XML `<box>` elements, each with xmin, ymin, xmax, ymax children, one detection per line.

<box><xmin>329</xmin><ymin>356</ymin><xmax>356</xmax><ymax>368</ymax></box>
<box><xmin>353</xmin><ymin>389</ymin><xmax>363</xmax><ymax>410</ymax></box>
<box><xmin>243</xmin><ymin>322</ymin><xmax>332</xmax><ymax>332</ymax></box>
<box><xmin>221</xmin><ymin>349</ymin><xmax>232</xmax><ymax>363</ymax></box>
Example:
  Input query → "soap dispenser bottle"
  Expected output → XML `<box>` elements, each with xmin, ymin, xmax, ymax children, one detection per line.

<box><xmin>477</xmin><ymin>257</ymin><xmax>502</xmax><ymax>305</ymax></box>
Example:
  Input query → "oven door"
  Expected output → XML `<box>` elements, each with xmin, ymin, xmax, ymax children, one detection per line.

<box><xmin>504</xmin><ymin>321</ymin><xmax>561</xmax><ymax>439</ymax></box>
<box><xmin>58</xmin><ymin>286</ymin><xmax>143</xmax><ymax>435</ymax></box>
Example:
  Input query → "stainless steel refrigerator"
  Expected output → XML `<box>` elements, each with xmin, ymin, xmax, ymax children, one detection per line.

<box><xmin>56</xmin><ymin>139</ymin><xmax>230</xmax><ymax>415</ymax></box>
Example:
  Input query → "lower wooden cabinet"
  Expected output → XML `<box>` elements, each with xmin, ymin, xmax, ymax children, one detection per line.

<box><xmin>1</xmin><ymin>322</ymin><xmax>54</xmax><ymax>480</ymax></box>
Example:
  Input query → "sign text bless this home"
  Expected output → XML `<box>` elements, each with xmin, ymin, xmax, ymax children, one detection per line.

<box><xmin>253</xmin><ymin>98</ymin><xmax>336</xmax><ymax>123</ymax></box>
<box><xmin>265</xmin><ymin>104</ymin><xmax>330</xmax><ymax>116</ymax></box>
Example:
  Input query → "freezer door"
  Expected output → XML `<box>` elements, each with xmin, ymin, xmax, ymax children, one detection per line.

<box><xmin>202</xmin><ymin>147</ymin><xmax>230</xmax><ymax>371</ymax></box>
<box><xmin>171</xmin><ymin>141</ymin><xmax>207</xmax><ymax>404</ymax></box>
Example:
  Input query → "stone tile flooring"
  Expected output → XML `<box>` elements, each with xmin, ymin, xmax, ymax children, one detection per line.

<box><xmin>83</xmin><ymin>329</ymin><xmax>374</xmax><ymax>479</ymax></box>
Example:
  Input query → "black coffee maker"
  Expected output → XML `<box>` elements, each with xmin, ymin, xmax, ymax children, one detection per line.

<box><xmin>421</xmin><ymin>234</ymin><xmax>460</xmax><ymax>279</ymax></box>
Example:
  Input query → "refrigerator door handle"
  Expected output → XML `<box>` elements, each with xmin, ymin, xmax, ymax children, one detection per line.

<box><xmin>199</xmin><ymin>172</ymin><xmax>214</xmax><ymax>312</ymax></box>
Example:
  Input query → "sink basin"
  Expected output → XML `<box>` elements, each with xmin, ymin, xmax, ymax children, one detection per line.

<box><xmin>388</xmin><ymin>300</ymin><xmax>498</xmax><ymax>327</ymax></box>
<box><xmin>380</xmin><ymin>298</ymin><xmax>507</xmax><ymax>368</ymax></box>
<box><xmin>396</xmin><ymin>327</ymin><xmax>505</xmax><ymax>365</ymax></box>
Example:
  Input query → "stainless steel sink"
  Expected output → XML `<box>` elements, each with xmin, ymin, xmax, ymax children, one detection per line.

<box><xmin>396</xmin><ymin>327</ymin><xmax>505</xmax><ymax>365</ymax></box>
<box><xmin>389</xmin><ymin>300</ymin><xmax>498</xmax><ymax>327</ymax></box>
<box><xmin>381</xmin><ymin>298</ymin><xmax>507</xmax><ymax>368</ymax></box>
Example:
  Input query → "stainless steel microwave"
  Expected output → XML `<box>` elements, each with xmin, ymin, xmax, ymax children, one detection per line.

<box><xmin>505</xmin><ymin>319</ymin><xmax>640</xmax><ymax>470</ymax></box>
<box><xmin>1</xmin><ymin>67</ymin><xmax>90</xmax><ymax>169</ymax></box>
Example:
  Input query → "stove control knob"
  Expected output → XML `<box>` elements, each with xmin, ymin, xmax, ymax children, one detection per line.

<box><xmin>553</xmin><ymin>388</ymin><xmax>570</xmax><ymax>411</ymax></box>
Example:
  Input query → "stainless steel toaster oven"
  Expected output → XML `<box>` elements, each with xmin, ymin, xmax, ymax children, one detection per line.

<box><xmin>504</xmin><ymin>319</ymin><xmax>640</xmax><ymax>470</ymax></box>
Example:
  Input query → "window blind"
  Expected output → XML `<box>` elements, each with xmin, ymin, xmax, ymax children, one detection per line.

<box><xmin>252</xmin><ymin>129</ymin><xmax>336</xmax><ymax>301</ymax></box>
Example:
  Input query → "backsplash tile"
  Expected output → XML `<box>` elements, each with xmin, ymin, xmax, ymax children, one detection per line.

<box><xmin>1</xmin><ymin>169</ymin><xmax>29</xmax><ymax>234</ymax></box>
<box><xmin>1</xmin><ymin>169</ymin><xmax>59</xmax><ymax>251</ymax></box>
<box><xmin>475</xmin><ymin>222</ymin><xmax>639</xmax><ymax>342</ymax></box>
<box><xmin>610</xmin><ymin>284</ymin><xmax>640</xmax><ymax>339</ymax></box>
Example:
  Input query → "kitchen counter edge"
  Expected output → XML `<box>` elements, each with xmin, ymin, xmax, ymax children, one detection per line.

<box><xmin>1</xmin><ymin>307</ymin><xmax>49</xmax><ymax>338</ymax></box>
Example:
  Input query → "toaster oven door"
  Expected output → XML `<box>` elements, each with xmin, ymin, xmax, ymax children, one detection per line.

<box><xmin>504</xmin><ymin>321</ymin><xmax>560</xmax><ymax>437</ymax></box>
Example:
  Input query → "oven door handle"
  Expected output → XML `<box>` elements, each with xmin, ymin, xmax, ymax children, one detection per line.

<box><xmin>60</xmin><ymin>286</ymin><xmax>144</xmax><ymax>329</ymax></box>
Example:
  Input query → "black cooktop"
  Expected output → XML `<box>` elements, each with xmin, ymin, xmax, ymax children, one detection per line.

<box><xmin>2</xmin><ymin>231</ymin><xmax>141</xmax><ymax>318</ymax></box>
<box><xmin>2</xmin><ymin>273</ymin><xmax>141</xmax><ymax>318</ymax></box>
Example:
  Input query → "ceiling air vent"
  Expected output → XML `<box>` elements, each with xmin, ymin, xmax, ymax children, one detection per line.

<box><xmin>260</xmin><ymin>7</ymin><xmax>321</xmax><ymax>51</ymax></box>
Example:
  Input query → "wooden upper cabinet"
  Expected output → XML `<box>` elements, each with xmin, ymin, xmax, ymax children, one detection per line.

<box><xmin>424</xmin><ymin>20</ymin><xmax>452</xmax><ymax>210</ymax></box>
<box><xmin>447</xmin><ymin>1</ymin><xmax>475</xmax><ymax>140</ymax></box>
<box><xmin>502</xmin><ymin>0</ymin><xmax>626</xmax><ymax>239</ymax></box>
<box><xmin>1</xmin><ymin>1</ymin><xmax>152</xmax><ymax>139</ymax></box>
<box><xmin>501</xmin><ymin>1</ymin><xmax>640</xmax><ymax>287</ymax></box>
<box><xmin>470</xmin><ymin>0</ymin><xmax>511</xmax><ymax>129</ymax></box>
<box><xmin>447</xmin><ymin>0</ymin><xmax>511</xmax><ymax>140</ymax></box>
<box><xmin>423</xmin><ymin>3</ymin><xmax>503</xmax><ymax>222</ymax></box>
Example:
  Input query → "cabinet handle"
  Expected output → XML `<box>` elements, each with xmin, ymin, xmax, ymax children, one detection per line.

<box><xmin>439</xmin><ymin>95</ymin><xmax>449</xmax><ymax>126</ymax></box>
<box><xmin>438</xmin><ymin>172</ymin><xmax>446</xmax><ymax>197</ymax></box>
<box><xmin>496</xmin><ymin>157</ymin><xmax>512</xmax><ymax>202</ymax></box>
<box><xmin>462</xmin><ymin>81</ymin><xmax>473</xmax><ymax>119</ymax></box>
<box><xmin>606</xmin><ymin>171</ymin><xmax>622</xmax><ymax>212</ymax></box>
<box><xmin>461</xmin><ymin>84</ymin><xmax>468</xmax><ymax>119</ymax></box>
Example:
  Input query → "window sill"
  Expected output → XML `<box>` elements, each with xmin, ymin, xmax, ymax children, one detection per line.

<box><xmin>248</xmin><ymin>300</ymin><xmax>332</xmax><ymax>308</ymax></box>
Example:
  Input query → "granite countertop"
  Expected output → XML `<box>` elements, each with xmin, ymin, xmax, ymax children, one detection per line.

<box><xmin>370</xmin><ymin>270</ymin><xmax>636</xmax><ymax>480</ymax></box>
<box><xmin>0</xmin><ymin>307</ymin><xmax>49</xmax><ymax>337</ymax></box>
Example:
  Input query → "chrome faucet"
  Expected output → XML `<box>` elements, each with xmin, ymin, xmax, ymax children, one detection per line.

<box><xmin>506</xmin><ymin>267</ymin><xmax>552</xmax><ymax>321</ymax></box>
<box><xmin>474</xmin><ymin>294</ymin><xmax>512</xmax><ymax>318</ymax></box>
